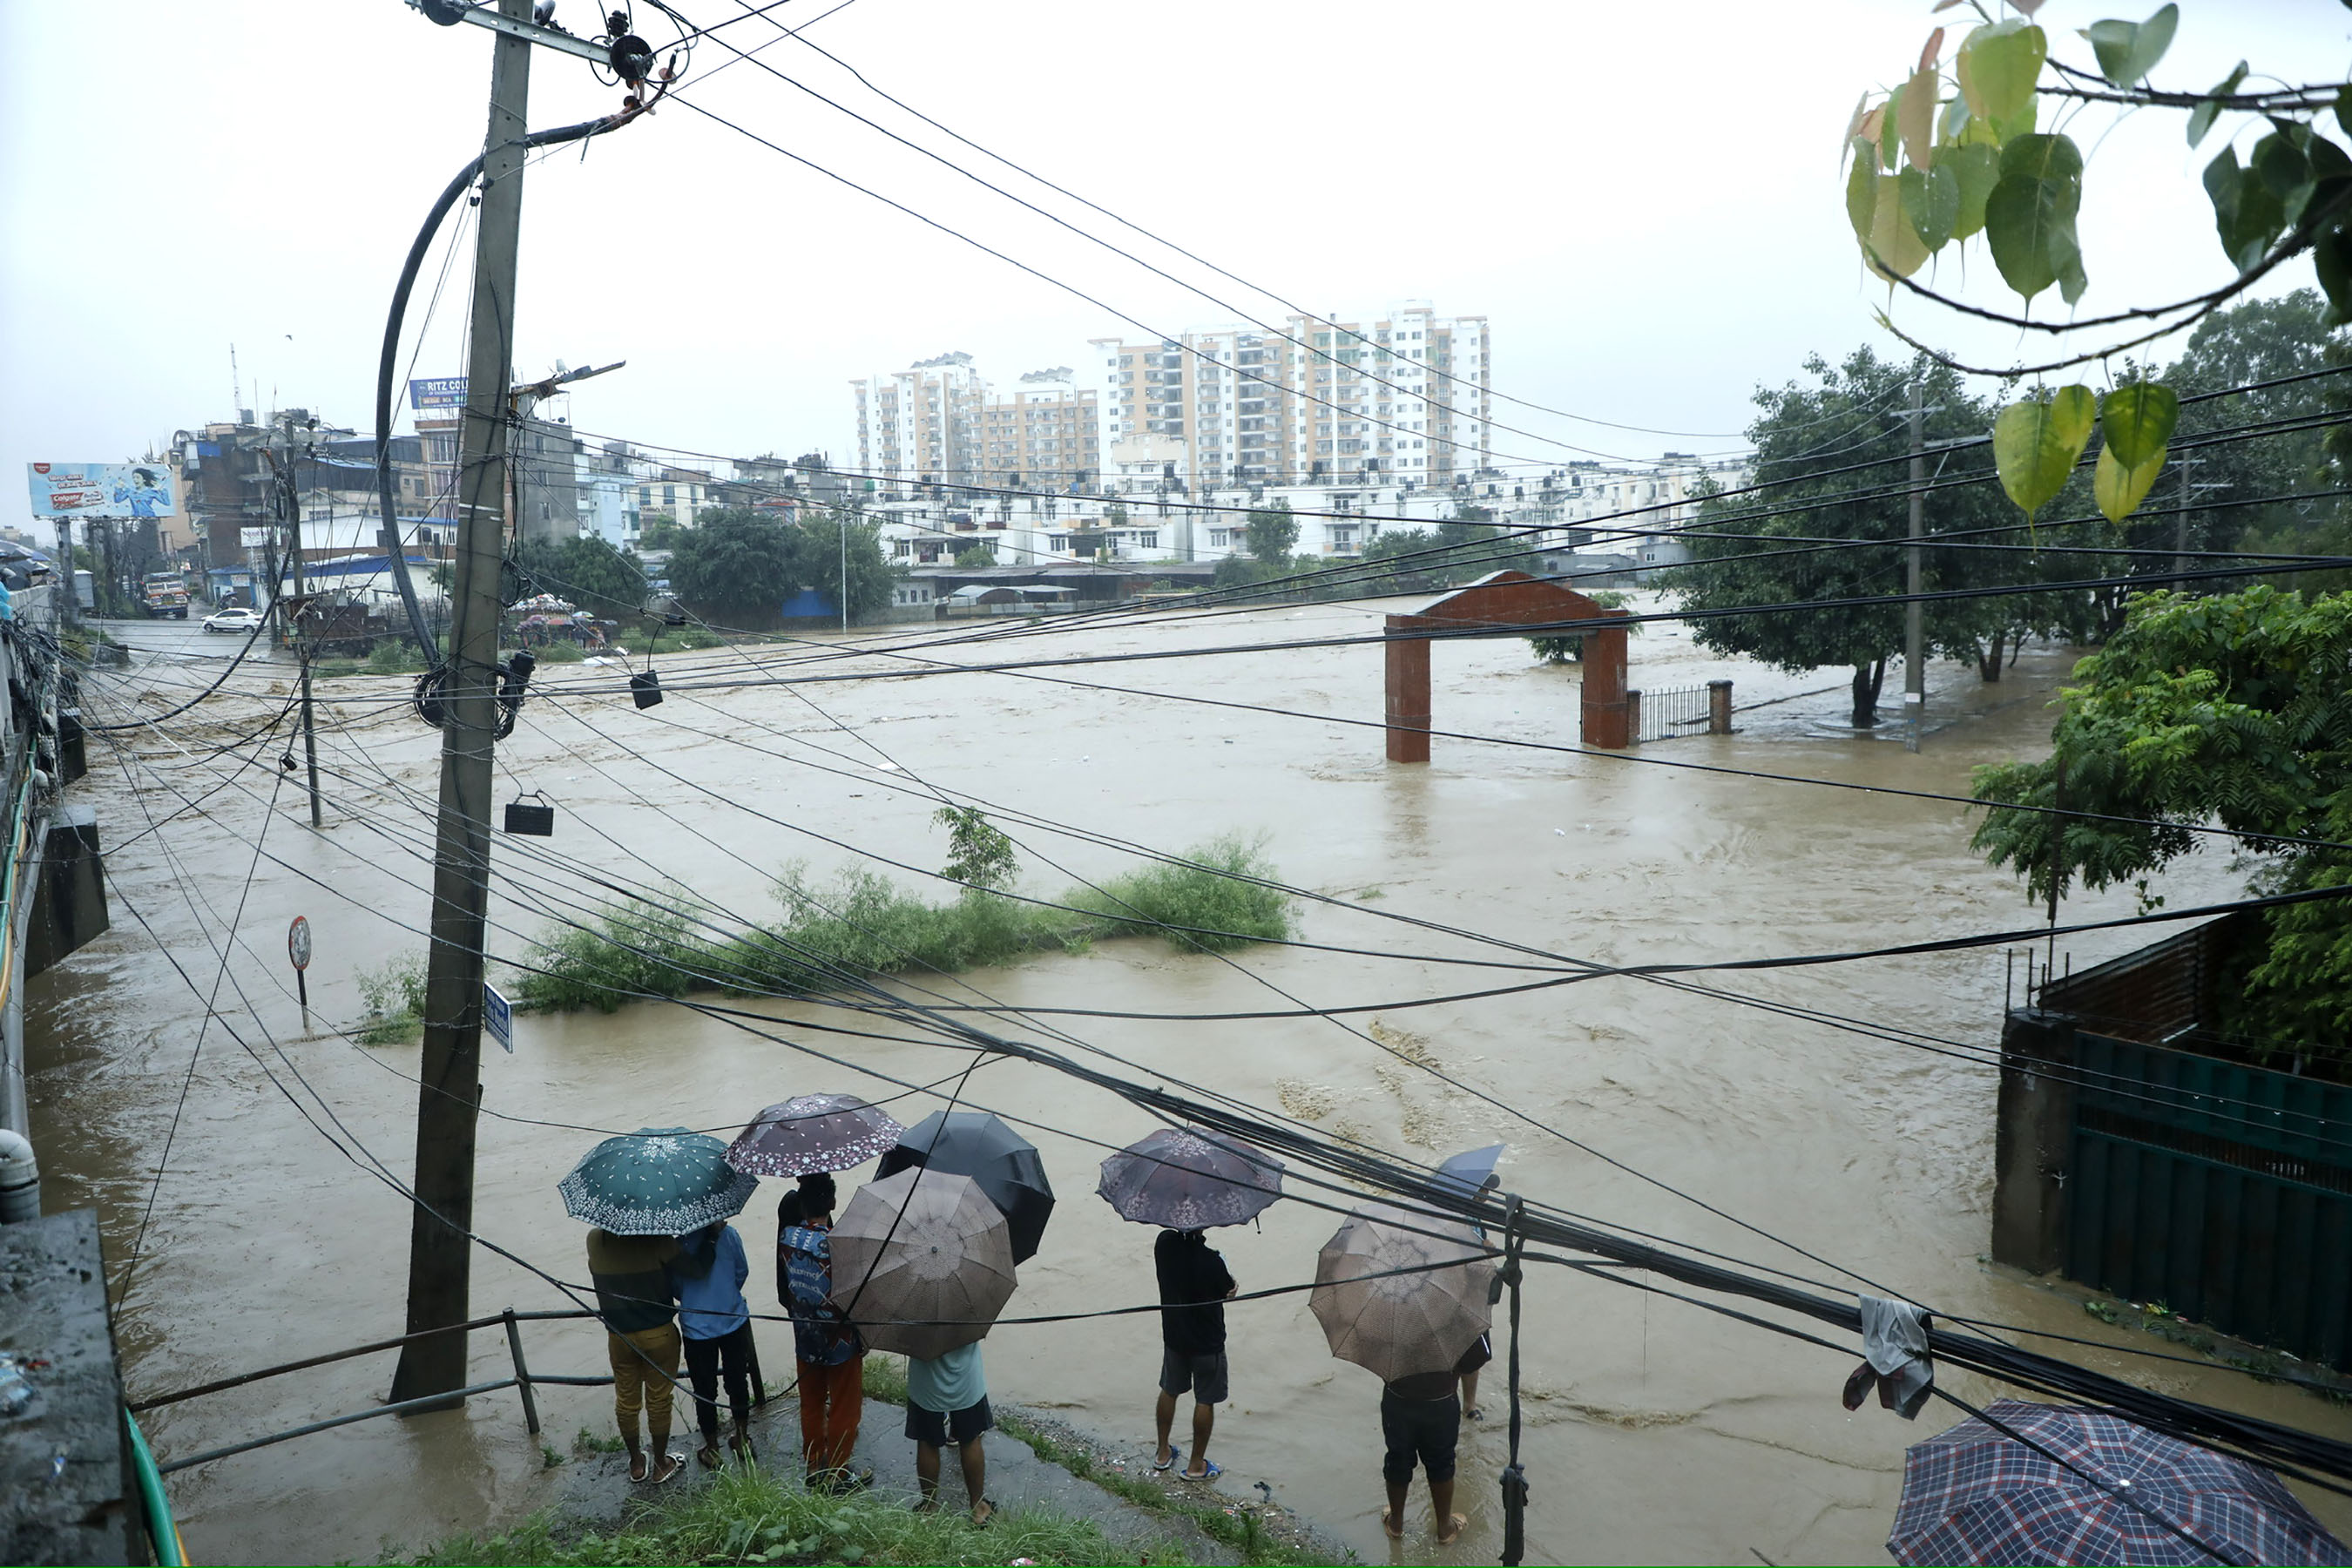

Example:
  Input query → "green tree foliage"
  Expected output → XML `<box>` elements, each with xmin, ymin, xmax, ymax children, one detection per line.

<box><xmin>954</xmin><ymin>541</ymin><xmax>997</xmax><ymax>568</ymax></box>
<box><xmin>513</xmin><ymin>534</ymin><xmax>646</xmax><ymax>619</ymax></box>
<box><xmin>934</xmin><ymin>806</ymin><xmax>1017</xmax><ymax>891</ymax></box>
<box><xmin>667</xmin><ymin>509</ymin><xmax>799</xmax><ymax>625</ymax></box>
<box><xmin>668</xmin><ymin>507</ymin><xmax>900</xmax><ymax>626</ymax></box>
<box><xmin>1841</xmin><ymin>9</ymin><xmax>2352</xmax><ymax>528</ymax></box>
<box><xmin>638</xmin><ymin>516</ymin><xmax>683</xmax><ymax>552</ymax></box>
<box><xmin>1971</xmin><ymin>585</ymin><xmax>2352</xmax><ymax>1057</ymax></box>
<box><xmin>1676</xmin><ymin>348</ymin><xmax>2096</xmax><ymax>727</ymax></box>
<box><xmin>1246</xmin><ymin>498</ymin><xmax>1299</xmax><ymax>563</ymax></box>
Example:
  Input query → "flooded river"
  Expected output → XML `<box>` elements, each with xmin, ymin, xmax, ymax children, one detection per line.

<box><xmin>31</xmin><ymin>600</ymin><xmax>2352</xmax><ymax>1564</ymax></box>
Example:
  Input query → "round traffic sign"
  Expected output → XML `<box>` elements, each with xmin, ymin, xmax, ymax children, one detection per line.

<box><xmin>288</xmin><ymin>916</ymin><xmax>313</xmax><ymax>971</ymax></box>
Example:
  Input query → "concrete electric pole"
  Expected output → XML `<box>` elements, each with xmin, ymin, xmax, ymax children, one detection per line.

<box><xmin>1903</xmin><ymin>377</ymin><xmax>1924</xmax><ymax>753</ymax></box>
<box><xmin>391</xmin><ymin>0</ymin><xmax>534</xmax><ymax>1406</ymax></box>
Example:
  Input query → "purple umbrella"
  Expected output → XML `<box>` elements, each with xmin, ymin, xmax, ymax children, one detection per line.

<box><xmin>727</xmin><ymin>1093</ymin><xmax>904</xmax><ymax>1177</ymax></box>
<box><xmin>1096</xmin><ymin>1126</ymin><xmax>1284</xmax><ymax>1230</ymax></box>
<box><xmin>1889</xmin><ymin>1398</ymin><xmax>2350</xmax><ymax>1565</ymax></box>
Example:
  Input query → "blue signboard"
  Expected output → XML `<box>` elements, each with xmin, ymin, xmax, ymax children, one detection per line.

<box><xmin>409</xmin><ymin>376</ymin><xmax>469</xmax><ymax>410</ymax></box>
<box><xmin>483</xmin><ymin>982</ymin><xmax>513</xmax><ymax>1054</ymax></box>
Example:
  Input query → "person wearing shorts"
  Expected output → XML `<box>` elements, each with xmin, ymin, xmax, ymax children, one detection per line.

<box><xmin>1152</xmin><ymin>1227</ymin><xmax>1234</xmax><ymax>1481</ymax></box>
<box><xmin>1380</xmin><ymin>1366</ymin><xmax>1465</xmax><ymax>1544</ymax></box>
<box><xmin>905</xmin><ymin>1340</ymin><xmax>995</xmax><ymax>1524</ymax></box>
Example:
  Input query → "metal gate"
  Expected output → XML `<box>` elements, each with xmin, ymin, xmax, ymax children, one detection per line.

<box><xmin>2066</xmin><ymin>1032</ymin><xmax>2352</xmax><ymax>1370</ymax></box>
<box><xmin>1629</xmin><ymin>683</ymin><xmax>1710</xmax><ymax>743</ymax></box>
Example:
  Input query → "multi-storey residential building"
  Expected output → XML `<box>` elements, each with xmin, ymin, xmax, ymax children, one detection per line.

<box><xmin>851</xmin><ymin>352</ymin><xmax>990</xmax><ymax>487</ymax></box>
<box><xmin>1092</xmin><ymin>302</ymin><xmax>1493</xmax><ymax>493</ymax></box>
<box><xmin>976</xmin><ymin>368</ymin><xmax>1100</xmax><ymax>491</ymax></box>
<box><xmin>575</xmin><ymin>439</ymin><xmax>643</xmax><ymax>551</ymax></box>
<box><xmin>635</xmin><ymin>467</ymin><xmax>716</xmax><ymax>530</ymax></box>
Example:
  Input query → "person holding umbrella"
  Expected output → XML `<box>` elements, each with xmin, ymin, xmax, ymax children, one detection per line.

<box><xmin>1098</xmin><ymin>1125</ymin><xmax>1285</xmax><ymax>1486</ymax></box>
<box><xmin>781</xmin><ymin>1172</ymin><xmax>870</xmax><ymax>1492</ymax></box>
<box><xmin>562</xmin><ymin>1126</ymin><xmax>760</xmax><ymax>1489</ymax></box>
<box><xmin>1153</xmin><ymin>1227</ymin><xmax>1235</xmax><ymax>1482</ymax></box>
<box><xmin>671</xmin><ymin>1220</ymin><xmax>756</xmax><ymax>1470</ymax></box>
<box><xmin>585</xmin><ymin>1227</ymin><xmax>688</xmax><ymax>1485</ymax></box>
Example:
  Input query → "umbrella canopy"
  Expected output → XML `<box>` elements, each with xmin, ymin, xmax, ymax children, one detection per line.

<box><xmin>558</xmin><ymin>1126</ymin><xmax>759</xmax><ymax>1236</ymax></box>
<box><xmin>1309</xmin><ymin>1203</ymin><xmax>1495</xmax><ymax>1382</ymax></box>
<box><xmin>727</xmin><ymin>1093</ymin><xmax>905</xmax><ymax>1177</ymax></box>
<box><xmin>1889</xmin><ymin>1398</ymin><xmax>2351</xmax><ymax>1566</ymax></box>
<box><xmin>1431</xmin><ymin>1144</ymin><xmax>1504</xmax><ymax>1200</ymax></box>
<box><xmin>828</xmin><ymin>1167</ymin><xmax>1017</xmax><ymax>1362</ymax></box>
<box><xmin>1096</xmin><ymin>1126</ymin><xmax>1285</xmax><ymax>1230</ymax></box>
<box><xmin>875</xmin><ymin>1111</ymin><xmax>1055</xmax><ymax>1265</ymax></box>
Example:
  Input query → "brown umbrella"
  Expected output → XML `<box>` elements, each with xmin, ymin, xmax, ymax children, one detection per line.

<box><xmin>828</xmin><ymin>1167</ymin><xmax>1017</xmax><ymax>1362</ymax></box>
<box><xmin>1309</xmin><ymin>1203</ymin><xmax>1496</xmax><ymax>1382</ymax></box>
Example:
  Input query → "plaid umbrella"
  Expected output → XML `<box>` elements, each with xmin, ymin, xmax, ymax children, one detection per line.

<box><xmin>1889</xmin><ymin>1398</ymin><xmax>2351</xmax><ymax>1566</ymax></box>
<box><xmin>727</xmin><ymin>1093</ymin><xmax>905</xmax><ymax>1177</ymax></box>
<box><xmin>558</xmin><ymin>1126</ymin><xmax>758</xmax><ymax>1236</ymax></box>
<box><xmin>1096</xmin><ymin>1126</ymin><xmax>1284</xmax><ymax>1229</ymax></box>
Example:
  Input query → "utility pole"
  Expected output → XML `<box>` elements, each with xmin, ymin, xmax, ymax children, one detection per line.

<box><xmin>391</xmin><ymin>0</ymin><xmax>532</xmax><ymax>1405</ymax></box>
<box><xmin>1903</xmin><ymin>377</ymin><xmax>1925</xmax><ymax>754</ymax></box>
<box><xmin>268</xmin><ymin>426</ymin><xmax>327</xmax><ymax>830</ymax></box>
<box><xmin>2172</xmin><ymin>453</ymin><xmax>2197</xmax><ymax>581</ymax></box>
<box><xmin>840</xmin><ymin>507</ymin><xmax>849</xmax><ymax>632</ymax></box>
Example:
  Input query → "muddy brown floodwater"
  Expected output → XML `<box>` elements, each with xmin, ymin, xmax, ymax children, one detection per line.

<box><xmin>30</xmin><ymin>599</ymin><xmax>2352</xmax><ymax>1565</ymax></box>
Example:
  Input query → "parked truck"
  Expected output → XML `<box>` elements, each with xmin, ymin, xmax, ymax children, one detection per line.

<box><xmin>141</xmin><ymin>572</ymin><xmax>188</xmax><ymax>619</ymax></box>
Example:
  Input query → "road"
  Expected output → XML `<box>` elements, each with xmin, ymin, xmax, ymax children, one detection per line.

<box><xmin>90</xmin><ymin>612</ymin><xmax>295</xmax><ymax>667</ymax></box>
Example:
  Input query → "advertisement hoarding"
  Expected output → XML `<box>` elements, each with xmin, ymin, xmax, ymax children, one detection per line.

<box><xmin>408</xmin><ymin>376</ymin><xmax>468</xmax><ymax>410</ymax></box>
<box><xmin>25</xmin><ymin>463</ymin><xmax>179</xmax><ymax>520</ymax></box>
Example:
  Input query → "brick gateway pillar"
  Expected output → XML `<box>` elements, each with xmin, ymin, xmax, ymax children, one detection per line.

<box><xmin>1382</xmin><ymin>571</ymin><xmax>1632</xmax><ymax>762</ymax></box>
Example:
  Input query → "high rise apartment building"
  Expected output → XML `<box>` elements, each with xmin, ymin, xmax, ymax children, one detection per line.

<box><xmin>852</xmin><ymin>352</ymin><xmax>989</xmax><ymax>486</ymax></box>
<box><xmin>977</xmin><ymin>368</ymin><xmax>1100</xmax><ymax>490</ymax></box>
<box><xmin>1092</xmin><ymin>302</ymin><xmax>1492</xmax><ymax>491</ymax></box>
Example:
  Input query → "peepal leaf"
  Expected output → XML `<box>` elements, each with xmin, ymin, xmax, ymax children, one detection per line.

<box><xmin>1957</xmin><ymin>21</ymin><xmax>2046</xmax><ymax>137</ymax></box>
<box><xmin>1984</xmin><ymin>133</ymin><xmax>2085</xmax><ymax>301</ymax></box>
<box><xmin>2084</xmin><ymin>4</ymin><xmax>2177</xmax><ymax>87</ymax></box>
<box><xmin>1868</xmin><ymin>174</ymin><xmax>1931</xmax><ymax>278</ymax></box>
<box><xmin>1994</xmin><ymin>386</ymin><xmax>2095</xmax><ymax>519</ymax></box>
<box><xmin>2315</xmin><ymin>220</ymin><xmax>2352</xmax><ymax>326</ymax></box>
<box><xmin>1846</xmin><ymin>144</ymin><xmax>1879</xmax><ymax>241</ymax></box>
<box><xmin>2100</xmin><ymin>383</ymin><xmax>2178</xmax><ymax>470</ymax></box>
<box><xmin>1900</xmin><ymin>66</ymin><xmax>1939</xmax><ymax>170</ymax></box>
<box><xmin>1936</xmin><ymin>141</ymin><xmax>2001</xmax><ymax>239</ymax></box>
<box><xmin>1904</xmin><ymin>162</ymin><xmax>1962</xmax><ymax>252</ymax></box>
<box><xmin>2205</xmin><ymin>145</ymin><xmax>2285</xmax><ymax>270</ymax></box>
<box><xmin>2094</xmin><ymin>446</ymin><xmax>2166</xmax><ymax>524</ymax></box>
<box><xmin>2187</xmin><ymin>62</ymin><xmax>2247</xmax><ymax>148</ymax></box>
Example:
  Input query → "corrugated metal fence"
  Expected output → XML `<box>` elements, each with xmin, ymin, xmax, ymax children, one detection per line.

<box><xmin>2067</xmin><ymin>1031</ymin><xmax>2352</xmax><ymax>1369</ymax></box>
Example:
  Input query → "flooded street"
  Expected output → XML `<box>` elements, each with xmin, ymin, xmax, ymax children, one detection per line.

<box><xmin>31</xmin><ymin>598</ymin><xmax>2352</xmax><ymax>1565</ymax></box>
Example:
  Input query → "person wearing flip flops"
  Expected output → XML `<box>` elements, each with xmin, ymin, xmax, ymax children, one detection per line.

<box><xmin>586</xmin><ymin>1227</ymin><xmax>689</xmax><ymax>1486</ymax></box>
<box><xmin>1378</xmin><ymin>1363</ymin><xmax>1467</xmax><ymax>1546</ymax></box>
<box><xmin>1151</xmin><ymin>1227</ymin><xmax>1234</xmax><ymax>1484</ymax></box>
<box><xmin>672</xmin><ymin>1220</ymin><xmax>758</xmax><ymax>1470</ymax></box>
<box><xmin>781</xmin><ymin>1173</ymin><xmax>872</xmax><ymax>1494</ymax></box>
<box><xmin>905</xmin><ymin>1340</ymin><xmax>996</xmax><ymax>1526</ymax></box>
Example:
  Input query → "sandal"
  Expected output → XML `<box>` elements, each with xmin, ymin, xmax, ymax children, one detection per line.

<box><xmin>1179</xmin><ymin>1459</ymin><xmax>1221</xmax><ymax>1483</ymax></box>
<box><xmin>1152</xmin><ymin>1446</ymin><xmax>1180</xmax><ymax>1473</ymax></box>
<box><xmin>649</xmin><ymin>1451</ymin><xmax>686</xmax><ymax>1485</ymax></box>
<box><xmin>697</xmin><ymin>1444</ymin><xmax>723</xmax><ymax>1470</ymax></box>
<box><xmin>627</xmin><ymin>1451</ymin><xmax>651</xmax><ymax>1484</ymax></box>
<box><xmin>970</xmin><ymin>1497</ymin><xmax>997</xmax><ymax>1527</ymax></box>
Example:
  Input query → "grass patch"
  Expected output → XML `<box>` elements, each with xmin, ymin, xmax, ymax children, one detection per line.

<box><xmin>994</xmin><ymin>1414</ymin><xmax>1317</xmax><ymax>1567</ymax></box>
<box><xmin>862</xmin><ymin>1353</ymin><xmax>909</xmax><ymax>1406</ymax></box>
<box><xmin>368</xmin><ymin>639</ymin><xmax>430</xmax><ymax>675</ymax></box>
<box><xmin>355</xmin><ymin>953</ymin><xmax>428</xmax><ymax>1044</ymax></box>
<box><xmin>413</xmin><ymin>1463</ymin><xmax>1180</xmax><ymax>1566</ymax></box>
<box><xmin>531</xmin><ymin>639</ymin><xmax>587</xmax><ymax>663</ymax></box>
<box><xmin>510</xmin><ymin>836</ymin><xmax>1290</xmax><ymax>1015</ymax></box>
<box><xmin>618</xmin><ymin>626</ymin><xmax>726</xmax><ymax>655</ymax></box>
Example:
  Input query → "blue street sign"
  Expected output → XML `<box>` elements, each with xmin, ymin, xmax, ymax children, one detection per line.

<box><xmin>484</xmin><ymin>982</ymin><xmax>513</xmax><ymax>1054</ymax></box>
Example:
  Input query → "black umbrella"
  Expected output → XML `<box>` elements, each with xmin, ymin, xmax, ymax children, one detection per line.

<box><xmin>1097</xmin><ymin>1126</ymin><xmax>1285</xmax><ymax>1229</ymax></box>
<box><xmin>876</xmin><ymin>1111</ymin><xmax>1056</xmax><ymax>1264</ymax></box>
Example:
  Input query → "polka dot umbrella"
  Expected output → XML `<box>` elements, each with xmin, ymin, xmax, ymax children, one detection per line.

<box><xmin>558</xmin><ymin>1126</ymin><xmax>760</xmax><ymax>1236</ymax></box>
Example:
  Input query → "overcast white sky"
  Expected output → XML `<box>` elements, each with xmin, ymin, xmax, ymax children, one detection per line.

<box><xmin>3</xmin><ymin>0</ymin><xmax>2345</xmax><ymax>494</ymax></box>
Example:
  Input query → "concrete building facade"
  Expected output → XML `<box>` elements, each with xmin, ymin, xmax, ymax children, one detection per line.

<box><xmin>852</xmin><ymin>352</ymin><xmax>990</xmax><ymax>487</ymax></box>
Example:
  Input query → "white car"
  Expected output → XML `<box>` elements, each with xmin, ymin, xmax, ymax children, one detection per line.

<box><xmin>202</xmin><ymin>607</ymin><xmax>265</xmax><ymax>634</ymax></box>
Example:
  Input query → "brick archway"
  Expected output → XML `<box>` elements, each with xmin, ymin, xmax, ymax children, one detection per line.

<box><xmin>1384</xmin><ymin>571</ymin><xmax>1631</xmax><ymax>761</ymax></box>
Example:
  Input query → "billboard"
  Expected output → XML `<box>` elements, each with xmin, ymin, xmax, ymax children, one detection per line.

<box><xmin>25</xmin><ymin>463</ymin><xmax>178</xmax><ymax>520</ymax></box>
<box><xmin>409</xmin><ymin>376</ymin><xmax>468</xmax><ymax>410</ymax></box>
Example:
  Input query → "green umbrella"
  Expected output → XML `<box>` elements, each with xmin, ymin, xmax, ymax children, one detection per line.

<box><xmin>558</xmin><ymin>1126</ymin><xmax>759</xmax><ymax>1236</ymax></box>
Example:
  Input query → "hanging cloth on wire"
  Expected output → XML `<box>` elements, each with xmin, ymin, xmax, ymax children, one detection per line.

<box><xmin>1845</xmin><ymin>1294</ymin><xmax>1934</xmax><ymax>1419</ymax></box>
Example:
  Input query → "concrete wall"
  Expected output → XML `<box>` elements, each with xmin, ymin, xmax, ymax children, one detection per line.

<box><xmin>0</xmin><ymin>1210</ymin><xmax>139</xmax><ymax>1565</ymax></box>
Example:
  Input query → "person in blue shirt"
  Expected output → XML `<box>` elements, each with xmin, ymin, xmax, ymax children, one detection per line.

<box><xmin>907</xmin><ymin>1340</ymin><xmax>994</xmax><ymax>1524</ymax></box>
<box><xmin>670</xmin><ymin>1220</ymin><xmax>756</xmax><ymax>1469</ymax></box>
<box><xmin>781</xmin><ymin>1173</ymin><xmax>869</xmax><ymax>1492</ymax></box>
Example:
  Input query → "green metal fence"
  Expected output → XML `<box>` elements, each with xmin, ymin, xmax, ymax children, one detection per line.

<box><xmin>2067</xmin><ymin>1031</ymin><xmax>2352</xmax><ymax>1371</ymax></box>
